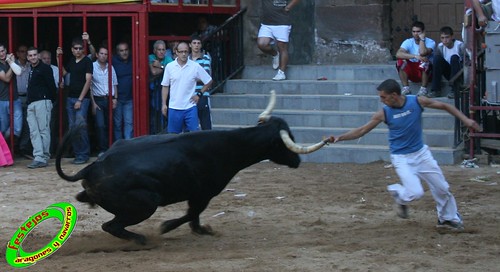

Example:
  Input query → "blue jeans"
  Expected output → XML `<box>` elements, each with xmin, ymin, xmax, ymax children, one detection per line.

<box><xmin>66</xmin><ymin>97</ymin><xmax>90</xmax><ymax>161</ymax></box>
<box><xmin>93</xmin><ymin>98</ymin><xmax>112</xmax><ymax>152</ymax></box>
<box><xmin>431</xmin><ymin>55</ymin><xmax>461</xmax><ymax>94</ymax></box>
<box><xmin>0</xmin><ymin>99</ymin><xmax>23</xmax><ymax>137</ymax></box>
<box><xmin>114</xmin><ymin>99</ymin><xmax>133</xmax><ymax>140</ymax></box>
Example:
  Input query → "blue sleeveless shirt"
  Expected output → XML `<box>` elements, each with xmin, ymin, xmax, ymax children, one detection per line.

<box><xmin>383</xmin><ymin>95</ymin><xmax>424</xmax><ymax>154</ymax></box>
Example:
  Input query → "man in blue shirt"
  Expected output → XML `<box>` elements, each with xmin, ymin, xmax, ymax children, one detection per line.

<box><xmin>328</xmin><ymin>79</ymin><xmax>481</xmax><ymax>232</ymax></box>
<box><xmin>113</xmin><ymin>42</ymin><xmax>134</xmax><ymax>140</ymax></box>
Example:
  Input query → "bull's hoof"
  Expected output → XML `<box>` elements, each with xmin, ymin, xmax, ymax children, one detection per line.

<box><xmin>191</xmin><ymin>224</ymin><xmax>214</xmax><ymax>235</ymax></box>
<box><xmin>133</xmin><ymin>235</ymin><xmax>147</xmax><ymax>245</ymax></box>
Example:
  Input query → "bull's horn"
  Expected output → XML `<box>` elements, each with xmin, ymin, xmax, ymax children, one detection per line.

<box><xmin>258</xmin><ymin>90</ymin><xmax>276</xmax><ymax>123</ymax></box>
<box><xmin>279</xmin><ymin>130</ymin><xmax>328</xmax><ymax>154</ymax></box>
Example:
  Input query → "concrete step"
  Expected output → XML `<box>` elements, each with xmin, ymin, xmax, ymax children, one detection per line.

<box><xmin>211</xmin><ymin>64</ymin><xmax>462</xmax><ymax>164</ymax></box>
<box><xmin>210</xmin><ymin>93</ymin><xmax>455</xmax><ymax>113</ymax></box>
<box><xmin>210</xmin><ymin>109</ymin><xmax>454</xmax><ymax>130</ymax></box>
<box><xmin>224</xmin><ymin>79</ymin><xmax>383</xmax><ymax>96</ymax></box>
<box><xmin>213</xmin><ymin>125</ymin><xmax>455</xmax><ymax>148</ymax></box>
<box><xmin>241</xmin><ymin>64</ymin><xmax>399</xmax><ymax>80</ymax></box>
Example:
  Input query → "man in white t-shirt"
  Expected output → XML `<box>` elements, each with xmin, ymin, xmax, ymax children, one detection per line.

<box><xmin>429</xmin><ymin>26</ymin><xmax>464</xmax><ymax>99</ymax></box>
<box><xmin>161</xmin><ymin>42</ymin><xmax>212</xmax><ymax>134</ymax></box>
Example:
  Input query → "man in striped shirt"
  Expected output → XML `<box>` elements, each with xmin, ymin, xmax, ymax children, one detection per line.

<box><xmin>189</xmin><ymin>35</ymin><xmax>212</xmax><ymax>130</ymax></box>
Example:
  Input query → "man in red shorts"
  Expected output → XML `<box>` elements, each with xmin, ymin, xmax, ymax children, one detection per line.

<box><xmin>395</xmin><ymin>21</ymin><xmax>436</xmax><ymax>97</ymax></box>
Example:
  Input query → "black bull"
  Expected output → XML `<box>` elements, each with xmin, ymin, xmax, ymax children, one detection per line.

<box><xmin>55</xmin><ymin>91</ymin><xmax>328</xmax><ymax>244</ymax></box>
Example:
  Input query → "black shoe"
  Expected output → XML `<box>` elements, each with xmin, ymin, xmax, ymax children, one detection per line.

<box><xmin>436</xmin><ymin>220</ymin><xmax>464</xmax><ymax>231</ymax></box>
<box><xmin>27</xmin><ymin>160</ymin><xmax>48</xmax><ymax>169</ymax></box>
<box><xmin>395</xmin><ymin>204</ymin><xmax>409</xmax><ymax>219</ymax></box>
<box><xmin>72</xmin><ymin>158</ymin><xmax>88</xmax><ymax>165</ymax></box>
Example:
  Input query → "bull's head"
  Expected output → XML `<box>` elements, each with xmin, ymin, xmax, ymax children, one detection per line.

<box><xmin>259</xmin><ymin>90</ymin><xmax>329</xmax><ymax>154</ymax></box>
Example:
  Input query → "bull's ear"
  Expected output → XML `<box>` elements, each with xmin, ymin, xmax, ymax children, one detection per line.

<box><xmin>258</xmin><ymin>90</ymin><xmax>276</xmax><ymax>123</ymax></box>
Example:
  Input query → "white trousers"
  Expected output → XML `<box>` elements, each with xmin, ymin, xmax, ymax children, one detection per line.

<box><xmin>387</xmin><ymin>145</ymin><xmax>461</xmax><ymax>223</ymax></box>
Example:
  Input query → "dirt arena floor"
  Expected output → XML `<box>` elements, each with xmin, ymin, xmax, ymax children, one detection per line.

<box><xmin>1</xmin><ymin>157</ymin><xmax>499</xmax><ymax>272</ymax></box>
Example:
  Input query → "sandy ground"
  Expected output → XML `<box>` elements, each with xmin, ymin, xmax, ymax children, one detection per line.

<box><xmin>0</xmin><ymin>157</ymin><xmax>499</xmax><ymax>272</ymax></box>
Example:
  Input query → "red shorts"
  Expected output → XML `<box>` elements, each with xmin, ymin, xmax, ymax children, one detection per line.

<box><xmin>396</xmin><ymin>59</ymin><xmax>432</xmax><ymax>83</ymax></box>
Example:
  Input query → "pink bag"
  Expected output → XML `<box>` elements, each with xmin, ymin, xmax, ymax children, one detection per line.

<box><xmin>0</xmin><ymin>133</ymin><xmax>14</xmax><ymax>167</ymax></box>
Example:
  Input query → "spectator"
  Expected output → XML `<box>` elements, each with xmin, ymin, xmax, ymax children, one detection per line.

<box><xmin>82</xmin><ymin>32</ymin><xmax>97</xmax><ymax>61</ymax></box>
<box><xmin>328</xmin><ymin>79</ymin><xmax>481</xmax><ymax>231</ymax></box>
<box><xmin>39</xmin><ymin>49</ymin><xmax>61</xmax><ymax>156</ymax></box>
<box><xmin>429</xmin><ymin>26</ymin><xmax>464</xmax><ymax>99</ymax></box>
<box><xmin>25</xmin><ymin>47</ymin><xmax>57</xmax><ymax>168</ymax></box>
<box><xmin>149</xmin><ymin>40</ymin><xmax>174</xmax><ymax>134</ymax></box>
<box><xmin>395</xmin><ymin>21</ymin><xmax>436</xmax><ymax>97</ymax></box>
<box><xmin>160</xmin><ymin>42</ymin><xmax>212</xmax><ymax>134</ymax></box>
<box><xmin>113</xmin><ymin>41</ymin><xmax>134</xmax><ymax>140</ymax></box>
<box><xmin>40</xmin><ymin>50</ymin><xmax>60</xmax><ymax>87</ymax></box>
<box><xmin>473</xmin><ymin>0</ymin><xmax>500</xmax><ymax>27</ymax></box>
<box><xmin>189</xmin><ymin>35</ymin><xmax>213</xmax><ymax>130</ymax></box>
<box><xmin>257</xmin><ymin>0</ymin><xmax>301</xmax><ymax>81</ymax></box>
<box><xmin>15</xmin><ymin>44</ymin><xmax>33</xmax><ymax>158</ymax></box>
<box><xmin>0</xmin><ymin>44</ymin><xmax>22</xmax><ymax>147</ymax></box>
<box><xmin>192</xmin><ymin>16</ymin><xmax>217</xmax><ymax>53</ymax></box>
<box><xmin>56</xmin><ymin>38</ymin><xmax>93</xmax><ymax>164</ymax></box>
<box><xmin>90</xmin><ymin>46</ymin><xmax>118</xmax><ymax>157</ymax></box>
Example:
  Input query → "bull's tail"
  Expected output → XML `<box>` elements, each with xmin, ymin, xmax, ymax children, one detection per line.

<box><xmin>55</xmin><ymin>126</ymin><xmax>90</xmax><ymax>182</ymax></box>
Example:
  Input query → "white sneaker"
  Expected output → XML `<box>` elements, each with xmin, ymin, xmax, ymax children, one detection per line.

<box><xmin>272</xmin><ymin>52</ymin><xmax>280</xmax><ymax>70</ymax></box>
<box><xmin>401</xmin><ymin>86</ymin><xmax>410</xmax><ymax>95</ymax></box>
<box><xmin>272</xmin><ymin>69</ymin><xmax>286</xmax><ymax>81</ymax></box>
<box><xmin>417</xmin><ymin>86</ymin><xmax>428</xmax><ymax>96</ymax></box>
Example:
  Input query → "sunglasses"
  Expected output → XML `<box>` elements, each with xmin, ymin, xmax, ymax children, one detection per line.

<box><xmin>73</xmin><ymin>46</ymin><xmax>83</xmax><ymax>51</ymax></box>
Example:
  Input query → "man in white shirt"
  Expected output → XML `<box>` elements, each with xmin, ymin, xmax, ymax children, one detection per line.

<box><xmin>429</xmin><ymin>26</ymin><xmax>464</xmax><ymax>99</ymax></box>
<box><xmin>90</xmin><ymin>46</ymin><xmax>117</xmax><ymax>156</ymax></box>
<box><xmin>160</xmin><ymin>42</ymin><xmax>212</xmax><ymax>134</ymax></box>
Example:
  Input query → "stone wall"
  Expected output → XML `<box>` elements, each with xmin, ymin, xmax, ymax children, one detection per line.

<box><xmin>243</xmin><ymin>0</ymin><xmax>393</xmax><ymax>65</ymax></box>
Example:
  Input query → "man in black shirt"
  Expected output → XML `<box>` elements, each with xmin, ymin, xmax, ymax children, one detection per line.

<box><xmin>56</xmin><ymin>38</ymin><xmax>93</xmax><ymax>164</ymax></box>
<box><xmin>26</xmin><ymin>47</ymin><xmax>56</xmax><ymax>168</ymax></box>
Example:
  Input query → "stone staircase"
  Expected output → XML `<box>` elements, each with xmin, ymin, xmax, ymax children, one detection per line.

<box><xmin>210</xmin><ymin>65</ymin><xmax>463</xmax><ymax>164</ymax></box>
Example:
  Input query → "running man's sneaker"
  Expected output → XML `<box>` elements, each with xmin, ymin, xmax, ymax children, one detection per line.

<box><xmin>395</xmin><ymin>203</ymin><xmax>409</xmax><ymax>219</ymax></box>
<box><xmin>401</xmin><ymin>86</ymin><xmax>411</xmax><ymax>95</ymax></box>
<box><xmin>417</xmin><ymin>86</ymin><xmax>428</xmax><ymax>96</ymax></box>
<box><xmin>436</xmin><ymin>220</ymin><xmax>464</xmax><ymax>231</ymax></box>
<box><xmin>272</xmin><ymin>69</ymin><xmax>286</xmax><ymax>81</ymax></box>
<box><xmin>272</xmin><ymin>51</ymin><xmax>280</xmax><ymax>70</ymax></box>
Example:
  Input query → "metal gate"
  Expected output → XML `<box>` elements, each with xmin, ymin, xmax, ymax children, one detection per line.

<box><xmin>0</xmin><ymin>11</ymin><xmax>149</xmax><ymax>155</ymax></box>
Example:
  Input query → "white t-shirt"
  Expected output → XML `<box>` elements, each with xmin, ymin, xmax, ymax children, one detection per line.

<box><xmin>161</xmin><ymin>58</ymin><xmax>212</xmax><ymax>110</ymax></box>
<box><xmin>438</xmin><ymin>40</ymin><xmax>463</xmax><ymax>64</ymax></box>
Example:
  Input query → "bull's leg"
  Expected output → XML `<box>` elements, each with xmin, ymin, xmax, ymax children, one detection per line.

<box><xmin>75</xmin><ymin>190</ymin><xmax>96</xmax><ymax>207</ymax></box>
<box><xmin>160</xmin><ymin>198</ymin><xmax>213</xmax><ymax>235</ymax></box>
<box><xmin>100</xmin><ymin>190</ymin><xmax>159</xmax><ymax>245</ymax></box>
<box><xmin>102</xmin><ymin>217</ymin><xmax>148</xmax><ymax>245</ymax></box>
